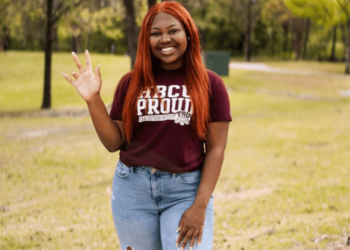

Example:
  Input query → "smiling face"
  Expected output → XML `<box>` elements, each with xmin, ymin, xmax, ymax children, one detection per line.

<box><xmin>150</xmin><ymin>12</ymin><xmax>188</xmax><ymax>70</ymax></box>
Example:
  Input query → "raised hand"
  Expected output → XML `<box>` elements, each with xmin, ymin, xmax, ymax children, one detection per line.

<box><xmin>62</xmin><ymin>50</ymin><xmax>102</xmax><ymax>102</ymax></box>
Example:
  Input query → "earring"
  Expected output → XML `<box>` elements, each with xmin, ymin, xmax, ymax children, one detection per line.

<box><xmin>187</xmin><ymin>37</ymin><xmax>190</xmax><ymax>40</ymax></box>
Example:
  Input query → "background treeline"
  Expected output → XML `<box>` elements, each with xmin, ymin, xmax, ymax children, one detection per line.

<box><xmin>1</xmin><ymin>0</ymin><xmax>350</xmax><ymax>63</ymax></box>
<box><xmin>1</xmin><ymin>0</ymin><xmax>349</xmax><ymax>62</ymax></box>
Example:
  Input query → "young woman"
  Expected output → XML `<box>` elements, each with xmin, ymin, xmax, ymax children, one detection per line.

<box><xmin>62</xmin><ymin>1</ymin><xmax>231</xmax><ymax>249</ymax></box>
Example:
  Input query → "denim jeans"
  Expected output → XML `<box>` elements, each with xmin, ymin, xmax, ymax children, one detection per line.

<box><xmin>111</xmin><ymin>160</ymin><xmax>214</xmax><ymax>250</ymax></box>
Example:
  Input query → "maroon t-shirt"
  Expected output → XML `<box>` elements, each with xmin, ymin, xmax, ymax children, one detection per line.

<box><xmin>110</xmin><ymin>67</ymin><xmax>232</xmax><ymax>173</ymax></box>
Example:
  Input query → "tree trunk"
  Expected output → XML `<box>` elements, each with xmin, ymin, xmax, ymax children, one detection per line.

<box><xmin>345</xmin><ymin>33</ymin><xmax>350</xmax><ymax>74</ymax></box>
<box><xmin>329</xmin><ymin>26</ymin><xmax>337</xmax><ymax>61</ymax></box>
<box><xmin>282</xmin><ymin>22</ymin><xmax>289</xmax><ymax>53</ymax></box>
<box><xmin>148</xmin><ymin>0</ymin><xmax>157</xmax><ymax>9</ymax></box>
<box><xmin>291</xmin><ymin>18</ymin><xmax>305</xmax><ymax>61</ymax></box>
<box><xmin>122</xmin><ymin>0</ymin><xmax>138</xmax><ymax>69</ymax></box>
<box><xmin>302</xmin><ymin>18</ymin><xmax>310</xmax><ymax>59</ymax></box>
<box><xmin>345</xmin><ymin>21</ymin><xmax>350</xmax><ymax>74</ymax></box>
<box><xmin>41</xmin><ymin>0</ymin><xmax>53</xmax><ymax>109</ymax></box>
<box><xmin>244</xmin><ymin>0</ymin><xmax>253</xmax><ymax>62</ymax></box>
<box><xmin>71</xmin><ymin>25</ymin><xmax>82</xmax><ymax>53</ymax></box>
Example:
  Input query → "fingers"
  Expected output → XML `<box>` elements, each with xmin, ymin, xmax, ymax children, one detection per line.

<box><xmin>176</xmin><ymin>218</ymin><xmax>184</xmax><ymax>233</ymax></box>
<box><xmin>61</xmin><ymin>73</ymin><xmax>75</xmax><ymax>85</ymax></box>
<box><xmin>71</xmin><ymin>71</ymin><xmax>79</xmax><ymax>79</ymax></box>
<box><xmin>95</xmin><ymin>63</ymin><xmax>102</xmax><ymax>81</ymax></box>
<box><xmin>85</xmin><ymin>49</ymin><xmax>93</xmax><ymax>72</ymax></box>
<box><xmin>71</xmin><ymin>51</ymin><xmax>85</xmax><ymax>73</ymax></box>
<box><xmin>179</xmin><ymin>231</ymin><xmax>194</xmax><ymax>250</ymax></box>
<box><xmin>175</xmin><ymin>219</ymin><xmax>185</xmax><ymax>248</ymax></box>
<box><xmin>189</xmin><ymin>230</ymin><xmax>199</xmax><ymax>250</ymax></box>
<box><xmin>197</xmin><ymin>229</ymin><xmax>203</xmax><ymax>247</ymax></box>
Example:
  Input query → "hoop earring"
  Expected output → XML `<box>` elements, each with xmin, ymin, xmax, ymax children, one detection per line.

<box><xmin>187</xmin><ymin>37</ymin><xmax>190</xmax><ymax>40</ymax></box>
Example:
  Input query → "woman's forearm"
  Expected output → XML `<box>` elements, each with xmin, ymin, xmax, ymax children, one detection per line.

<box><xmin>86</xmin><ymin>95</ymin><xmax>124</xmax><ymax>152</ymax></box>
<box><xmin>192</xmin><ymin>148</ymin><xmax>225</xmax><ymax>209</ymax></box>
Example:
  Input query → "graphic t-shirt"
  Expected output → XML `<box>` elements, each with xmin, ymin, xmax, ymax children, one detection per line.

<box><xmin>110</xmin><ymin>67</ymin><xmax>232</xmax><ymax>173</ymax></box>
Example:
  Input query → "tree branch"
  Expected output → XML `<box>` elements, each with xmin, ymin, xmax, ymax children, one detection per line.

<box><xmin>52</xmin><ymin>0</ymin><xmax>83</xmax><ymax>25</ymax></box>
<box><xmin>337</xmin><ymin>0</ymin><xmax>350</xmax><ymax>21</ymax></box>
<box><xmin>53</xmin><ymin>1</ymin><xmax>64</xmax><ymax>14</ymax></box>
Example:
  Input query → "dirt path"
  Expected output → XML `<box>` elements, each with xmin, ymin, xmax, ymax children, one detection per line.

<box><xmin>229</xmin><ymin>62</ymin><xmax>350</xmax><ymax>79</ymax></box>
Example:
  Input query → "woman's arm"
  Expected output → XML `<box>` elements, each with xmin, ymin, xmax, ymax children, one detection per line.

<box><xmin>176</xmin><ymin>121</ymin><xmax>229</xmax><ymax>249</ymax></box>
<box><xmin>86</xmin><ymin>96</ymin><xmax>126</xmax><ymax>152</ymax></box>
<box><xmin>62</xmin><ymin>50</ymin><xmax>125</xmax><ymax>152</ymax></box>
<box><xmin>193</xmin><ymin>121</ymin><xmax>229</xmax><ymax>208</ymax></box>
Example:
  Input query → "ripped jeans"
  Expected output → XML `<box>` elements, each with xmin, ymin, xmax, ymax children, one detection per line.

<box><xmin>111</xmin><ymin>160</ymin><xmax>214</xmax><ymax>250</ymax></box>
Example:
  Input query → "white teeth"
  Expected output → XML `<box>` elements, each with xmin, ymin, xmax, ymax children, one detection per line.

<box><xmin>161</xmin><ymin>47</ymin><xmax>174</xmax><ymax>52</ymax></box>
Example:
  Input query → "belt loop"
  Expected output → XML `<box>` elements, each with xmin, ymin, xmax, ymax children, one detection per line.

<box><xmin>172</xmin><ymin>173</ymin><xmax>176</xmax><ymax>178</ymax></box>
<box><xmin>130</xmin><ymin>166</ymin><xmax>135</xmax><ymax>174</ymax></box>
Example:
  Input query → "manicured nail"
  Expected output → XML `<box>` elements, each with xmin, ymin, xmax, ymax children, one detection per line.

<box><xmin>175</xmin><ymin>242</ymin><xmax>178</xmax><ymax>247</ymax></box>
<box><xmin>180</xmin><ymin>247</ymin><xmax>184</xmax><ymax>250</ymax></box>
<box><xmin>189</xmin><ymin>247</ymin><xmax>193</xmax><ymax>250</ymax></box>
<box><xmin>198</xmin><ymin>241</ymin><xmax>201</xmax><ymax>246</ymax></box>
<box><xmin>72</xmin><ymin>51</ymin><xmax>75</xmax><ymax>55</ymax></box>
<box><xmin>71</xmin><ymin>71</ymin><xmax>76</xmax><ymax>75</ymax></box>
<box><xmin>175</xmin><ymin>228</ymin><xmax>180</xmax><ymax>232</ymax></box>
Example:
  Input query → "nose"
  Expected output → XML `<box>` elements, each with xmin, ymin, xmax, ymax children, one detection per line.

<box><xmin>160</xmin><ymin>34</ymin><xmax>171</xmax><ymax>44</ymax></box>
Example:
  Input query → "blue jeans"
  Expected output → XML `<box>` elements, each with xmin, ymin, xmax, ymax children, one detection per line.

<box><xmin>111</xmin><ymin>160</ymin><xmax>214</xmax><ymax>250</ymax></box>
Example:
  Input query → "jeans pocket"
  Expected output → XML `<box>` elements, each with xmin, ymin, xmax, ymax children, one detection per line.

<box><xmin>176</xmin><ymin>170</ymin><xmax>201</xmax><ymax>184</ymax></box>
<box><xmin>115</xmin><ymin>161</ymin><xmax>131</xmax><ymax>178</ymax></box>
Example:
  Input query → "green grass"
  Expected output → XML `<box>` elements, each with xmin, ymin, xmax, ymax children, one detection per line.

<box><xmin>0</xmin><ymin>51</ymin><xmax>130</xmax><ymax>112</ymax></box>
<box><xmin>1</xmin><ymin>52</ymin><xmax>350</xmax><ymax>249</ymax></box>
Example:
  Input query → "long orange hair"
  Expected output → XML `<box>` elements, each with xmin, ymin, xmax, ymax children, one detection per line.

<box><xmin>122</xmin><ymin>1</ymin><xmax>210</xmax><ymax>143</ymax></box>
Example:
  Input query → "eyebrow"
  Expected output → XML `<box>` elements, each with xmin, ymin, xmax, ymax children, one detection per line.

<box><xmin>151</xmin><ymin>24</ymin><xmax>178</xmax><ymax>30</ymax></box>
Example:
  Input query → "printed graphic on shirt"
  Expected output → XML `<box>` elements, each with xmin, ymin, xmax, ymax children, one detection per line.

<box><xmin>137</xmin><ymin>85</ymin><xmax>192</xmax><ymax>125</ymax></box>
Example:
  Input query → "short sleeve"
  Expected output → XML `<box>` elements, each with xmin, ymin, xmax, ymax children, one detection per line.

<box><xmin>208</xmin><ymin>71</ymin><xmax>232</xmax><ymax>122</ymax></box>
<box><xmin>109</xmin><ymin>73</ymin><xmax>132</xmax><ymax>121</ymax></box>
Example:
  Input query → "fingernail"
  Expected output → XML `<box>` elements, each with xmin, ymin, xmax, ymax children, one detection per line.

<box><xmin>72</xmin><ymin>51</ymin><xmax>75</xmax><ymax>55</ymax></box>
<box><xmin>189</xmin><ymin>247</ymin><xmax>193</xmax><ymax>250</ymax></box>
<box><xmin>198</xmin><ymin>242</ymin><xmax>201</xmax><ymax>246</ymax></box>
<box><xmin>85</xmin><ymin>49</ymin><xmax>88</xmax><ymax>53</ymax></box>
<box><xmin>180</xmin><ymin>247</ymin><xmax>184</xmax><ymax>250</ymax></box>
<box><xmin>175</xmin><ymin>243</ymin><xmax>178</xmax><ymax>247</ymax></box>
<box><xmin>175</xmin><ymin>228</ymin><xmax>180</xmax><ymax>232</ymax></box>
<box><xmin>71</xmin><ymin>71</ymin><xmax>76</xmax><ymax>75</ymax></box>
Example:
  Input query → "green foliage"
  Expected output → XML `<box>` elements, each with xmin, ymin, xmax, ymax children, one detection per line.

<box><xmin>0</xmin><ymin>0</ymin><xmax>349</xmax><ymax>61</ymax></box>
<box><xmin>283</xmin><ymin>0</ymin><xmax>338</xmax><ymax>27</ymax></box>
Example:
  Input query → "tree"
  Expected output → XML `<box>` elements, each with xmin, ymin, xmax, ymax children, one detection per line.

<box><xmin>122</xmin><ymin>0</ymin><xmax>138</xmax><ymax>69</ymax></box>
<box><xmin>42</xmin><ymin>0</ymin><xmax>82</xmax><ymax>109</ymax></box>
<box><xmin>235</xmin><ymin>0</ymin><xmax>263</xmax><ymax>61</ymax></box>
<box><xmin>262</xmin><ymin>0</ymin><xmax>293</xmax><ymax>56</ymax></box>
<box><xmin>290</xmin><ymin>18</ymin><xmax>309</xmax><ymax>60</ymax></box>
<box><xmin>284</xmin><ymin>0</ymin><xmax>350</xmax><ymax>73</ymax></box>
<box><xmin>336</xmin><ymin>0</ymin><xmax>350</xmax><ymax>74</ymax></box>
<box><xmin>148</xmin><ymin>0</ymin><xmax>157</xmax><ymax>9</ymax></box>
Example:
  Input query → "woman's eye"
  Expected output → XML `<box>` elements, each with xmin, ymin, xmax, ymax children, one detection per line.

<box><xmin>151</xmin><ymin>32</ymin><xmax>160</xmax><ymax>36</ymax></box>
<box><xmin>169</xmin><ymin>29</ymin><xmax>178</xmax><ymax>34</ymax></box>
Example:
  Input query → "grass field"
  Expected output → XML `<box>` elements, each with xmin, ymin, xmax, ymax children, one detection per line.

<box><xmin>1</xmin><ymin>52</ymin><xmax>350</xmax><ymax>250</ymax></box>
